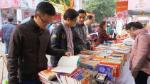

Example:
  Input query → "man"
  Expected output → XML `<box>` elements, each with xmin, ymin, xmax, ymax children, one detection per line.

<box><xmin>84</xmin><ymin>15</ymin><xmax>94</xmax><ymax>35</ymax></box>
<box><xmin>50</xmin><ymin>8</ymin><xmax>83</xmax><ymax>67</ymax></box>
<box><xmin>2</xmin><ymin>17</ymin><xmax>15</xmax><ymax>54</ymax></box>
<box><xmin>73</xmin><ymin>9</ymin><xmax>89</xmax><ymax>49</ymax></box>
<box><xmin>7</xmin><ymin>2</ymin><xmax>70</xmax><ymax>84</ymax></box>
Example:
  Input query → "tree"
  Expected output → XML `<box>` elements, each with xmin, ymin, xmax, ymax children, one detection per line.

<box><xmin>83</xmin><ymin>0</ymin><xmax>115</xmax><ymax>22</ymax></box>
<box><xmin>47</xmin><ymin>0</ymin><xmax>71</xmax><ymax>7</ymax></box>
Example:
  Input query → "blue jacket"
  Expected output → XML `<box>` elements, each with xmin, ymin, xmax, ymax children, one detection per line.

<box><xmin>2</xmin><ymin>22</ymin><xmax>15</xmax><ymax>43</ymax></box>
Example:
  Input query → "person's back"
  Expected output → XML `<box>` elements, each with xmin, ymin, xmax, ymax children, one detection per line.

<box><xmin>2</xmin><ymin>17</ymin><xmax>15</xmax><ymax>54</ymax></box>
<box><xmin>2</xmin><ymin>23</ymin><xmax>15</xmax><ymax>41</ymax></box>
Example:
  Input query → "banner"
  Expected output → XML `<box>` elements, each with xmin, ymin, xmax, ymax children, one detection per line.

<box><xmin>116</xmin><ymin>1</ymin><xmax>128</xmax><ymax>12</ymax></box>
<box><xmin>128</xmin><ymin>0</ymin><xmax>150</xmax><ymax>12</ymax></box>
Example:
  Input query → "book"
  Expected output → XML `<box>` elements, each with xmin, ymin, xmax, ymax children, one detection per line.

<box><xmin>99</xmin><ymin>58</ymin><xmax>123</xmax><ymax>77</ymax></box>
<box><xmin>96</xmin><ymin>64</ymin><xmax>113</xmax><ymax>80</ymax></box>
<box><xmin>56</xmin><ymin>72</ymin><xmax>90</xmax><ymax>84</ymax></box>
<box><xmin>38</xmin><ymin>69</ymin><xmax>56</xmax><ymax>81</ymax></box>
<box><xmin>52</xmin><ymin>56</ymin><xmax>80</xmax><ymax>74</ymax></box>
<box><xmin>69</xmin><ymin>68</ymin><xmax>82</xmax><ymax>77</ymax></box>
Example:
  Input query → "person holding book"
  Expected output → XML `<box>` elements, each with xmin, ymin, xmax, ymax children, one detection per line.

<box><xmin>50</xmin><ymin>9</ymin><xmax>83</xmax><ymax>67</ymax></box>
<box><xmin>7</xmin><ymin>2</ymin><xmax>71</xmax><ymax>84</ymax></box>
<box><xmin>98</xmin><ymin>21</ymin><xmax>114</xmax><ymax>44</ymax></box>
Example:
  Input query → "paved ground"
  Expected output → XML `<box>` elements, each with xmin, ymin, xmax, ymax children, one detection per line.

<box><xmin>0</xmin><ymin>40</ymin><xmax>150</xmax><ymax>84</ymax></box>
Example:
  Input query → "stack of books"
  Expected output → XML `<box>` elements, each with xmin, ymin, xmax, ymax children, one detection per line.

<box><xmin>97</xmin><ymin>58</ymin><xmax>123</xmax><ymax>78</ymax></box>
<box><xmin>56</xmin><ymin>68</ymin><xmax>91</xmax><ymax>84</ymax></box>
<box><xmin>38</xmin><ymin>69</ymin><xmax>59</xmax><ymax>84</ymax></box>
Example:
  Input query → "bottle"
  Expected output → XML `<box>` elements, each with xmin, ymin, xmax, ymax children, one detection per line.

<box><xmin>2</xmin><ymin>79</ymin><xmax>8</xmax><ymax>84</ymax></box>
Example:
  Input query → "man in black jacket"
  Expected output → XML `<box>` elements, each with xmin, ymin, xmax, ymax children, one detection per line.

<box><xmin>73</xmin><ymin>9</ymin><xmax>90</xmax><ymax>49</ymax></box>
<box><xmin>50</xmin><ymin>9</ymin><xmax>84</xmax><ymax>67</ymax></box>
<box><xmin>7</xmin><ymin>2</ymin><xmax>70</xmax><ymax>84</ymax></box>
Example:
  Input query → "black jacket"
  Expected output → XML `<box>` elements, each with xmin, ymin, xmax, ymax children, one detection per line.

<box><xmin>7</xmin><ymin>18</ymin><xmax>66</xmax><ymax>84</ymax></box>
<box><xmin>50</xmin><ymin>24</ymin><xmax>84</xmax><ymax>67</ymax></box>
<box><xmin>73</xmin><ymin>24</ymin><xmax>90</xmax><ymax>49</ymax></box>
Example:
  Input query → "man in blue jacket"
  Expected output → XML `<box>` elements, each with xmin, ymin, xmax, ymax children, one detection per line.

<box><xmin>2</xmin><ymin>17</ymin><xmax>15</xmax><ymax>54</ymax></box>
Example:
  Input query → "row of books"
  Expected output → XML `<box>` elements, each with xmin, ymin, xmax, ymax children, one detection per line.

<box><xmin>79</xmin><ymin>44</ymin><xmax>130</xmax><ymax>80</ymax></box>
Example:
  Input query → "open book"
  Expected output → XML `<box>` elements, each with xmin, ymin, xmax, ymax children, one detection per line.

<box><xmin>89</xmin><ymin>32</ymin><xmax>98</xmax><ymax>36</ymax></box>
<box><xmin>52</xmin><ymin>56</ymin><xmax>80</xmax><ymax>74</ymax></box>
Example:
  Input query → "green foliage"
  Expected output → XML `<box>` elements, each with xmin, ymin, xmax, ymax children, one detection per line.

<box><xmin>48</xmin><ymin>0</ymin><xmax>70</xmax><ymax>6</ymax></box>
<box><xmin>49</xmin><ymin>0</ymin><xmax>60</xmax><ymax>4</ymax></box>
<box><xmin>64</xmin><ymin>0</ymin><xmax>70</xmax><ymax>6</ymax></box>
<box><xmin>83</xmin><ymin>0</ymin><xmax>115</xmax><ymax>22</ymax></box>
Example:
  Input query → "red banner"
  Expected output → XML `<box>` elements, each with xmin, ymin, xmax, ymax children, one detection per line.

<box><xmin>116</xmin><ymin>1</ymin><xmax>128</xmax><ymax>12</ymax></box>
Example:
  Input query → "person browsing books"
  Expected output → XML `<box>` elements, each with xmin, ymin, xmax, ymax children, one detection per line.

<box><xmin>7</xmin><ymin>2</ymin><xmax>71</xmax><ymax>84</ymax></box>
<box><xmin>50</xmin><ymin>9</ymin><xmax>83</xmax><ymax>67</ymax></box>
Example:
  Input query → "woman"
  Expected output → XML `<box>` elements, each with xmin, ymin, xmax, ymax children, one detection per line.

<box><xmin>98</xmin><ymin>21</ymin><xmax>113</xmax><ymax>44</ymax></box>
<box><xmin>125</xmin><ymin>22</ymin><xmax>150</xmax><ymax>84</ymax></box>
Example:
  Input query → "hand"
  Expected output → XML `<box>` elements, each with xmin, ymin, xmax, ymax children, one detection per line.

<box><xmin>65</xmin><ymin>52</ymin><xmax>72</xmax><ymax>56</ymax></box>
<box><xmin>80</xmin><ymin>50</ymin><xmax>88</xmax><ymax>54</ymax></box>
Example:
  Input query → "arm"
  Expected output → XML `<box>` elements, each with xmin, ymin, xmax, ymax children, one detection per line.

<box><xmin>7</xmin><ymin>28</ymin><xmax>22</xmax><ymax>84</ymax></box>
<box><xmin>131</xmin><ymin>35</ymin><xmax>149</xmax><ymax>77</ymax></box>
<box><xmin>46</xmin><ymin>28</ymin><xmax>66</xmax><ymax>56</ymax></box>
<box><xmin>46</xmin><ymin>41</ymin><xmax>66</xmax><ymax>56</ymax></box>
<box><xmin>1</xmin><ymin>26</ymin><xmax>4</xmax><ymax>43</ymax></box>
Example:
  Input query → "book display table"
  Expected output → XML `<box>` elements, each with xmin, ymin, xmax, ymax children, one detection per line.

<box><xmin>39</xmin><ymin>43</ymin><xmax>132</xmax><ymax>84</ymax></box>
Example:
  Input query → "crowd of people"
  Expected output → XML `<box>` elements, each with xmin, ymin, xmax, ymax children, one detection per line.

<box><xmin>0</xmin><ymin>1</ymin><xmax>150</xmax><ymax>84</ymax></box>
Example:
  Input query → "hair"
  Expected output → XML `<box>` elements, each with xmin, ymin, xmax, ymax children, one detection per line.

<box><xmin>8</xmin><ymin>17</ymin><xmax>13</xmax><ymax>22</ymax></box>
<box><xmin>63</xmin><ymin>8</ymin><xmax>79</xmax><ymax>20</ymax></box>
<box><xmin>36</xmin><ymin>2</ymin><xmax>56</xmax><ymax>16</ymax></box>
<box><xmin>125</xmin><ymin>22</ymin><xmax>143</xmax><ymax>30</ymax></box>
<box><xmin>86</xmin><ymin>15</ymin><xmax>93</xmax><ymax>20</ymax></box>
<box><xmin>100</xmin><ymin>21</ymin><xmax>106</xmax><ymax>29</ymax></box>
<box><xmin>78</xmin><ymin>9</ymin><xmax>86</xmax><ymax>14</ymax></box>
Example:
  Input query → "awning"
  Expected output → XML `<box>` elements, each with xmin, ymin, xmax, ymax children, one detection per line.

<box><xmin>0</xmin><ymin>0</ymin><xmax>20</xmax><ymax>8</ymax></box>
